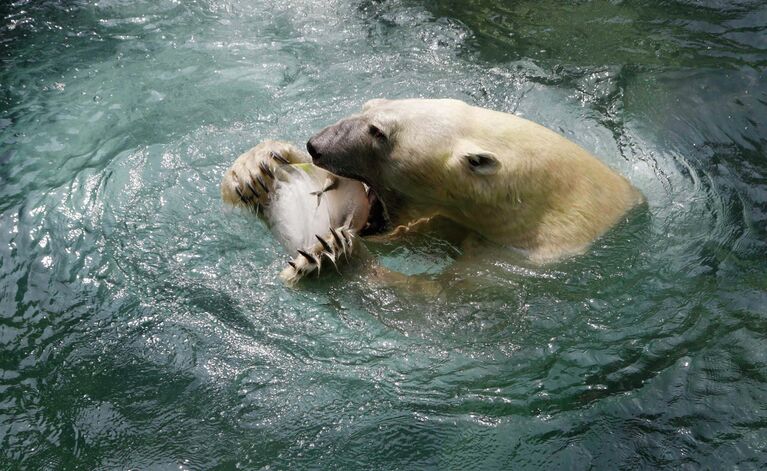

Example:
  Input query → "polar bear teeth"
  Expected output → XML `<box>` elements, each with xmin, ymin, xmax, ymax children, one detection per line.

<box><xmin>279</xmin><ymin>226</ymin><xmax>356</xmax><ymax>285</ymax></box>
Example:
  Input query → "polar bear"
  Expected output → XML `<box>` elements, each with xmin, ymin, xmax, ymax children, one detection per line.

<box><xmin>221</xmin><ymin>98</ymin><xmax>644</xmax><ymax>286</ymax></box>
<box><xmin>306</xmin><ymin>98</ymin><xmax>644</xmax><ymax>263</ymax></box>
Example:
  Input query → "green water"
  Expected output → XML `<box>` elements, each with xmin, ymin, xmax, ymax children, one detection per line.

<box><xmin>1</xmin><ymin>0</ymin><xmax>766</xmax><ymax>468</ymax></box>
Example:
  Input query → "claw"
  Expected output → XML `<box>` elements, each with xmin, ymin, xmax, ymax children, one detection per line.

<box><xmin>270</xmin><ymin>151</ymin><xmax>289</xmax><ymax>165</ymax></box>
<box><xmin>340</xmin><ymin>228</ymin><xmax>354</xmax><ymax>261</ymax></box>
<box><xmin>288</xmin><ymin>261</ymin><xmax>297</xmax><ymax>270</ymax></box>
<box><xmin>259</xmin><ymin>161</ymin><xmax>275</xmax><ymax>180</ymax></box>
<box><xmin>281</xmin><ymin>164</ymin><xmax>298</xmax><ymax>174</ymax></box>
<box><xmin>245</xmin><ymin>181</ymin><xmax>261</xmax><ymax>200</ymax></box>
<box><xmin>324</xmin><ymin>253</ymin><xmax>340</xmax><ymax>273</ymax></box>
<box><xmin>249</xmin><ymin>171</ymin><xmax>268</xmax><ymax>195</ymax></box>
<box><xmin>341</xmin><ymin>227</ymin><xmax>353</xmax><ymax>244</ymax></box>
<box><xmin>315</xmin><ymin>234</ymin><xmax>332</xmax><ymax>253</ymax></box>
<box><xmin>338</xmin><ymin>226</ymin><xmax>351</xmax><ymax>253</ymax></box>
<box><xmin>232</xmin><ymin>175</ymin><xmax>249</xmax><ymax>203</ymax></box>
<box><xmin>297</xmin><ymin>249</ymin><xmax>319</xmax><ymax>266</ymax></box>
<box><xmin>256</xmin><ymin>174</ymin><xmax>270</xmax><ymax>193</ymax></box>
<box><xmin>329</xmin><ymin>226</ymin><xmax>343</xmax><ymax>246</ymax></box>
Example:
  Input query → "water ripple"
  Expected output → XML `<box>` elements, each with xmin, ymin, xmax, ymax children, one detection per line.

<box><xmin>0</xmin><ymin>0</ymin><xmax>765</xmax><ymax>468</ymax></box>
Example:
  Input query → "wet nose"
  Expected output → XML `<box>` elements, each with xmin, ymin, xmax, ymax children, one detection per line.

<box><xmin>306</xmin><ymin>139</ymin><xmax>321</xmax><ymax>161</ymax></box>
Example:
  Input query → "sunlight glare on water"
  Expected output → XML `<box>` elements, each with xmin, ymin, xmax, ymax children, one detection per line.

<box><xmin>1</xmin><ymin>0</ymin><xmax>766</xmax><ymax>468</ymax></box>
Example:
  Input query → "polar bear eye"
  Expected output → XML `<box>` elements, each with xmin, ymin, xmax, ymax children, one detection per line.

<box><xmin>368</xmin><ymin>124</ymin><xmax>387</xmax><ymax>141</ymax></box>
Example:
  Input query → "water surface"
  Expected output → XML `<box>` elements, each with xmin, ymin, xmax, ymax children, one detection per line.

<box><xmin>1</xmin><ymin>0</ymin><xmax>766</xmax><ymax>468</ymax></box>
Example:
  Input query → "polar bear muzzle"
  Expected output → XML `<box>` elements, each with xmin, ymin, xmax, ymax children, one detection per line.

<box><xmin>306</xmin><ymin>115</ymin><xmax>387</xmax><ymax>185</ymax></box>
<box><xmin>307</xmin><ymin>116</ymin><xmax>396</xmax><ymax>234</ymax></box>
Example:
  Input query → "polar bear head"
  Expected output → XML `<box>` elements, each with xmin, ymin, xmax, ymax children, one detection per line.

<box><xmin>306</xmin><ymin>98</ymin><xmax>506</xmax><ymax>229</ymax></box>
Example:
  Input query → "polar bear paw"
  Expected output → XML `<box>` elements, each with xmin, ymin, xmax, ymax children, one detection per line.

<box><xmin>280</xmin><ymin>225</ymin><xmax>356</xmax><ymax>285</ymax></box>
<box><xmin>221</xmin><ymin>140</ymin><xmax>310</xmax><ymax>211</ymax></box>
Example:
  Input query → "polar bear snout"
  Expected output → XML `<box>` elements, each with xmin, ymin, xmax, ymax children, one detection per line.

<box><xmin>306</xmin><ymin>139</ymin><xmax>321</xmax><ymax>162</ymax></box>
<box><xmin>306</xmin><ymin>124</ymin><xmax>341</xmax><ymax>167</ymax></box>
<box><xmin>306</xmin><ymin>116</ymin><xmax>376</xmax><ymax>179</ymax></box>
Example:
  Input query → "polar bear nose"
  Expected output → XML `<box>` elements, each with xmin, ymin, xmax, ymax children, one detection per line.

<box><xmin>306</xmin><ymin>139</ymin><xmax>321</xmax><ymax>161</ymax></box>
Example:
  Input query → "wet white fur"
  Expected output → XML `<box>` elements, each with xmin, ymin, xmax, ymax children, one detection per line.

<box><xmin>357</xmin><ymin>98</ymin><xmax>645</xmax><ymax>262</ymax></box>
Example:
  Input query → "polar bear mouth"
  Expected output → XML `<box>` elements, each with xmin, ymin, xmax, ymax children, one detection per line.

<box><xmin>361</xmin><ymin>185</ymin><xmax>388</xmax><ymax>236</ymax></box>
<box><xmin>308</xmin><ymin>153</ymin><xmax>390</xmax><ymax>236</ymax></box>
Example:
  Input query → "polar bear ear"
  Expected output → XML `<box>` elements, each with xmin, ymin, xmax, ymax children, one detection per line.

<box><xmin>463</xmin><ymin>152</ymin><xmax>500</xmax><ymax>175</ymax></box>
<box><xmin>453</xmin><ymin>139</ymin><xmax>500</xmax><ymax>176</ymax></box>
